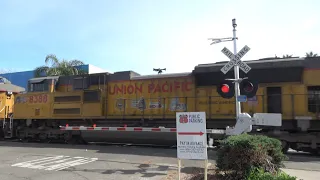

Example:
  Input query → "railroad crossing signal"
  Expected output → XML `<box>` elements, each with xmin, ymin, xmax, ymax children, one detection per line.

<box><xmin>240</xmin><ymin>79</ymin><xmax>258</xmax><ymax>98</ymax></box>
<box><xmin>220</xmin><ymin>45</ymin><xmax>251</xmax><ymax>74</ymax></box>
<box><xmin>217</xmin><ymin>80</ymin><xmax>234</xmax><ymax>99</ymax></box>
<box><xmin>217</xmin><ymin>79</ymin><xmax>258</xmax><ymax>99</ymax></box>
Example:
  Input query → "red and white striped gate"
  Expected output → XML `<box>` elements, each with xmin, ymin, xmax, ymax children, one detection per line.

<box><xmin>59</xmin><ymin>125</ymin><xmax>225</xmax><ymax>134</ymax></box>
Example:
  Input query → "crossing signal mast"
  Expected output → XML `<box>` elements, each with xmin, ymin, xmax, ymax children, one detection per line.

<box><xmin>209</xmin><ymin>19</ymin><xmax>282</xmax><ymax>136</ymax></box>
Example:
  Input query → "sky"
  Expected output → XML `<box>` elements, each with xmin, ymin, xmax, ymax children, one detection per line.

<box><xmin>0</xmin><ymin>0</ymin><xmax>319</xmax><ymax>75</ymax></box>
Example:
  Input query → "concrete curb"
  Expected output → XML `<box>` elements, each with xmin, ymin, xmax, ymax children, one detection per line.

<box><xmin>281</xmin><ymin>168</ymin><xmax>320</xmax><ymax>180</ymax></box>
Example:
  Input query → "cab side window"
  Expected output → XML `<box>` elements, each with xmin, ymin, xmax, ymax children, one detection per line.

<box><xmin>29</xmin><ymin>80</ymin><xmax>49</xmax><ymax>92</ymax></box>
<box><xmin>307</xmin><ymin>86</ymin><xmax>320</xmax><ymax>113</ymax></box>
<box><xmin>73</xmin><ymin>77</ymin><xmax>88</xmax><ymax>90</ymax></box>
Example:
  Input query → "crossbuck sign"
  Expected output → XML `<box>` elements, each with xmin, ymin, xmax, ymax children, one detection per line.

<box><xmin>220</xmin><ymin>45</ymin><xmax>251</xmax><ymax>74</ymax></box>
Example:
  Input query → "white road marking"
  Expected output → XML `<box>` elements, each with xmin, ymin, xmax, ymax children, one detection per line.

<box><xmin>46</xmin><ymin>158</ymin><xmax>98</xmax><ymax>171</ymax></box>
<box><xmin>12</xmin><ymin>156</ymin><xmax>65</xmax><ymax>168</ymax></box>
<box><xmin>11</xmin><ymin>155</ymin><xmax>98</xmax><ymax>171</ymax></box>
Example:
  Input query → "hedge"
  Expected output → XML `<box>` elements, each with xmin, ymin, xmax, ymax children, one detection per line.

<box><xmin>215</xmin><ymin>133</ymin><xmax>296</xmax><ymax>180</ymax></box>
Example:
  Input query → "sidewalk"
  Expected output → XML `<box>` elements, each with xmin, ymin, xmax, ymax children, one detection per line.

<box><xmin>282</xmin><ymin>168</ymin><xmax>320</xmax><ymax>180</ymax></box>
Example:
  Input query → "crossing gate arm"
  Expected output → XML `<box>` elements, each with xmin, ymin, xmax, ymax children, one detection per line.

<box><xmin>207</xmin><ymin>129</ymin><xmax>226</xmax><ymax>134</ymax></box>
<box><xmin>59</xmin><ymin>126</ymin><xmax>226</xmax><ymax>134</ymax></box>
<box><xmin>60</xmin><ymin>126</ymin><xmax>177</xmax><ymax>132</ymax></box>
<box><xmin>59</xmin><ymin>112</ymin><xmax>281</xmax><ymax>135</ymax></box>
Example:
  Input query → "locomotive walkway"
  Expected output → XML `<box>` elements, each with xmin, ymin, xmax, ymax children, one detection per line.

<box><xmin>0</xmin><ymin>141</ymin><xmax>319</xmax><ymax>180</ymax></box>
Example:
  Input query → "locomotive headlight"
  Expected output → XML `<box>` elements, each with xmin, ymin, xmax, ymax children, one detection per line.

<box><xmin>6</xmin><ymin>91</ymin><xmax>12</xmax><ymax>96</ymax></box>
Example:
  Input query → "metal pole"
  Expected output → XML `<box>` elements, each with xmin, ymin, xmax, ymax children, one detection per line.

<box><xmin>232</xmin><ymin>19</ymin><xmax>241</xmax><ymax>119</ymax></box>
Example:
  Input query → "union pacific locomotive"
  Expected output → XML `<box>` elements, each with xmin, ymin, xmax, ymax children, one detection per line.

<box><xmin>2</xmin><ymin>56</ymin><xmax>320</xmax><ymax>153</ymax></box>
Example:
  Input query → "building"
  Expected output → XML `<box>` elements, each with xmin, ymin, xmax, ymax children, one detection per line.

<box><xmin>0</xmin><ymin>64</ymin><xmax>109</xmax><ymax>91</ymax></box>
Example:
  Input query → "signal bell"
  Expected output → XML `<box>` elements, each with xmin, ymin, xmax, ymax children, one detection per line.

<box><xmin>217</xmin><ymin>78</ymin><xmax>258</xmax><ymax>99</ymax></box>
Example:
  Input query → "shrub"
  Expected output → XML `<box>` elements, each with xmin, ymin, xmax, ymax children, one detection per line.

<box><xmin>215</xmin><ymin>133</ymin><xmax>288</xmax><ymax>179</ymax></box>
<box><xmin>247</xmin><ymin>168</ymin><xmax>297</xmax><ymax>180</ymax></box>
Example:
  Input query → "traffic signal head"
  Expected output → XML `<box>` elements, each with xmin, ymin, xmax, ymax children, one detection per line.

<box><xmin>240</xmin><ymin>79</ymin><xmax>258</xmax><ymax>98</ymax></box>
<box><xmin>217</xmin><ymin>80</ymin><xmax>235</xmax><ymax>99</ymax></box>
<box><xmin>217</xmin><ymin>78</ymin><xmax>258</xmax><ymax>99</ymax></box>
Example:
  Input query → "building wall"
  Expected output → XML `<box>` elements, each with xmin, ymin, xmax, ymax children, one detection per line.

<box><xmin>88</xmin><ymin>64</ymin><xmax>111</xmax><ymax>74</ymax></box>
<box><xmin>0</xmin><ymin>64</ymin><xmax>107</xmax><ymax>90</ymax></box>
<box><xmin>0</xmin><ymin>70</ymin><xmax>34</xmax><ymax>90</ymax></box>
<box><xmin>77</xmin><ymin>64</ymin><xmax>89</xmax><ymax>73</ymax></box>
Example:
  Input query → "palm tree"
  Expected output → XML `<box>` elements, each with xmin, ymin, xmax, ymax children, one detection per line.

<box><xmin>282</xmin><ymin>54</ymin><xmax>293</xmax><ymax>58</ymax></box>
<box><xmin>34</xmin><ymin>54</ymin><xmax>87</xmax><ymax>77</ymax></box>
<box><xmin>274</xmin><ymin>55</ymin><xmax>281</xmax><ymax>59</ymax></box>
<box><xmin>306</xmin><ymin>51</ymin><xmax>318</xmax><ymax>57</ymax></box>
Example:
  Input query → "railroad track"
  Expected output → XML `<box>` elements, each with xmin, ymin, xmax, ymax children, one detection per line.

<box><xmin>0</xmin><ymin>137</ymin><xmax>172</xmax><ymax>147</ymax></box>
<box><xmin>1</xmin><ymin>137</ymin><xmax>318</xmax><ymax>158</ymax></box>
<box><xmin>0</xmin><ymin>137</ymin><xmax>219</xmax><ymax>150</ymax></box>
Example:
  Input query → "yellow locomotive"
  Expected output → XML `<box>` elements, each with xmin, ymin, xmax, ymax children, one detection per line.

<box><xmin>0</xmin><ymin>76</ymin><xmax>25</xmax><ymax>138</ymax></box>
<box><xmin>6</xmin><ymin>56</ymin><xmax>320</xmax><ymax>153</ymax></box>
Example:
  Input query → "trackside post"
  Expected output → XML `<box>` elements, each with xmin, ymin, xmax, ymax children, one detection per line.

<box><xmin>176</xmin><ymin>112</ymin><xmax>208</xmax><ymax>180</ymax></box>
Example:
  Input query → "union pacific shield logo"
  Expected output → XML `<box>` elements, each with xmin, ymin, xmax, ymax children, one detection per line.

<box><xmin>115</xmin><ymin>98</ymin><xmax>125</xmax><ymax>110</ymax></box>
<box><xmin>179</xmin><ymin>114</ymin><xmax>188</xmax><ymax>123</ymax></box>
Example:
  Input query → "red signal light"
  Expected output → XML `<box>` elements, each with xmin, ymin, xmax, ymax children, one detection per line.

<box><xmin>217</xmin><ymin>80</ymin><xmax>234</xmax><ymax>99</ymax></box>
<box><xmin>221</xmin><ymin>84</ymin><xmax>230</xmax><ymax>93</ymax></box>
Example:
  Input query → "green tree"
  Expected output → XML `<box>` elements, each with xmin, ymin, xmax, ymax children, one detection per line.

<box><xmin>306</xmin><ymin>51</ymin><xmax>318</xmax><ymax>57</ymax></box>
<box><xmin>34</xmin><ymin>54</ymin><xmax>87</xmax><ymax>77</ymax></box>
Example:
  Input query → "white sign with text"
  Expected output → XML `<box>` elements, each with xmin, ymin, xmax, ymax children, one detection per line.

<box><xmin>176</xmin><ymin>112</ymin><xmax>207</xmax><ymax>160</ymax></box>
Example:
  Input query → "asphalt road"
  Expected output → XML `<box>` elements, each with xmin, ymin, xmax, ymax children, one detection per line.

<box><xmin>0</xmin><ymin>141</ymin><xmax>319</xmax><ymax>180</ymax></box>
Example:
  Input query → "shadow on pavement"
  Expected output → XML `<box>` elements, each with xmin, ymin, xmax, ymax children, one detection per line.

<box><xmin>64</xmin><ymin>160</ymin><xmax>213</xmax><ymax>179</ymax></box>
<box><xmin>65</xmin><ymin>162</ymin><xmax>175</xmax><ymax>178</ymax></box>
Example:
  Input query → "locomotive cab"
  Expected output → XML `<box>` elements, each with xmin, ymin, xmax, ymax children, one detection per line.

<box><xmin>13</xmin><ymin>76</ymin><xmax>59</xmax><ymax>120</ymax></box>
<box><xmin>28</xmin><ymin>76</ymin><xmax>59</xmax><ymax>93</ymax></box>
<box><xmin>0</xmin><ymin>76</ymin><xmax>25</xmax><ymax>138</ymax></box>
<box><xmin>0</xmin><ymin>76</ymin><xmax>25</xmax><ymax>119</ymax></box>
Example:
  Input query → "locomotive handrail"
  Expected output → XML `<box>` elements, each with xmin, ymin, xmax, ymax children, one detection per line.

<box><xmin>0</xmin><ymin>103</ymin><xmax>5</xmax><ymax>113</ymax></box>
